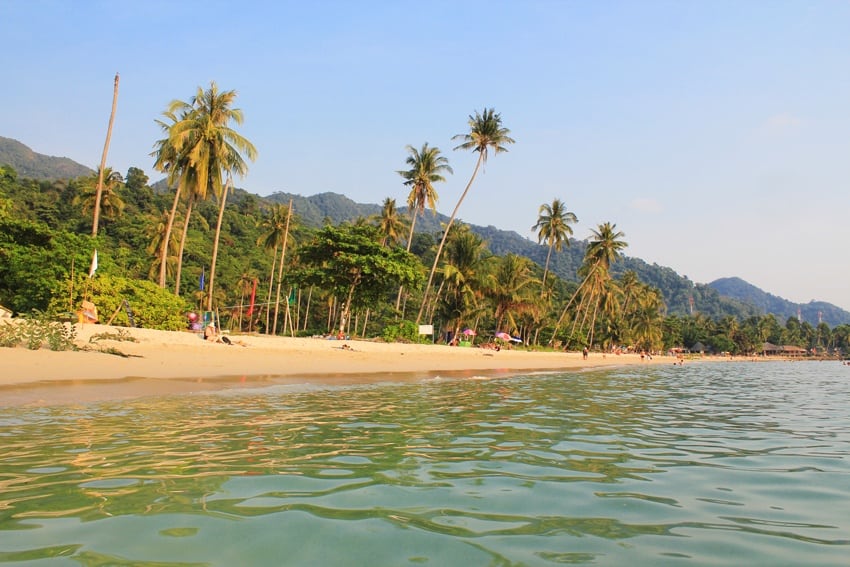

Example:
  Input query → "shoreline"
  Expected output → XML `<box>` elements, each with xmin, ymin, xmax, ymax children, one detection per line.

<box><xmin>2</xmin><ymin>322</ymin><xmax>815</xmax><ymax>406</ymax></box>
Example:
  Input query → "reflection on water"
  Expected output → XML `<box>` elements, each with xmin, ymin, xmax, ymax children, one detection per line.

<box><xmin>1</xmin><ymin>362</ymin><xmax>848</xmax><ymax>565</ymax></box>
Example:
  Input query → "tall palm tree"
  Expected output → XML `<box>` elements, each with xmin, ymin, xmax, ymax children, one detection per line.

<box><xmin>92</xmin><ymin>73</ymin><xmax>119</xmax><ymax>237</ymax></box>
<box><xmin>257</xmin><ymin>204</ymin><xmax>289</xmax><ymax>332</ymax></box>
<box><xmin>151</xmin><ymin>109</ymin><xmax>193</xmax><ymax>289</ymax></box>
<box><xmin>550</xmin><ymin>222</ymin><xmax>627</xmax><ymax>346</ymax></box>
<box><xmin>167</xmin><ymin>82</ymin><xmax>257</xmax><ymax>311</ymax></box>
<box><xmin>532</xmin><ymin>198</ymin><xmax>577</xmax><ymax>290</ymax></box>
<box><xmin>396</xmin><ymin>143</ymin><xmax>452</xmax><ymax>311</ymax></box>
<box><xmin>416</xmin><ymin>108</ymin><xmax>514</xmax><ymax>324</ymax></box>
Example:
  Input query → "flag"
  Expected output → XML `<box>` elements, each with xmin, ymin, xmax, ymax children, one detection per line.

<box><xmin>199</xmin><ymin>267</ymin><xmax>205</xmax><ymax>291</ymax></box>
<box><xmin>246</xmin><ymin>278</ymin><xmax>257</xmax><ymax>316</ymax></box>
<box><xmin>88</xmin><ymin>249</ymin><xmax>98</xmax><ymax>278</ymax></box>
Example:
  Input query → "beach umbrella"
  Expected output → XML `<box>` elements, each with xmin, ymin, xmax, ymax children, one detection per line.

<box><xmin>495</xmin><ymin>332</ymin><xmax>511</xmax><ymax>341</ymax></box>
<box><xmin>462</xmin><ymin>328</ymin><xmax>476</xmax><ymax>336</ymax></box>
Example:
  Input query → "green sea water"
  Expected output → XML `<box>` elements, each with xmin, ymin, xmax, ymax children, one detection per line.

<box><xmin>0</xmin><ymin>361</ymin><xmax>848</xmax><ymax>566</ymax></box>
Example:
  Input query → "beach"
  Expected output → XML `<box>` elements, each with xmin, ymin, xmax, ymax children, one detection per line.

<box><xmin>2</xmin><ymin>323</ymin><xmax>673</xmax><ymax>405</ymax></box>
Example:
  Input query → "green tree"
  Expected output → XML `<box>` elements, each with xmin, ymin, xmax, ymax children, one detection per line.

<box><xmin>417</xmin><ymin>108</ymin><xmax>514</xmax><ymax>323</ymax></box>
<box><xmin>374</xmin><ymin>197</ymin><xmax>406</xmax><ymax>247</ymax></box>
<box><xmin>532</xmin><ymin>198</ymin><xmax>577</xmax><ymax>290</ymax></box>
<box><xmin>396</xmin><ymin>143</ymin><xmax>452</xmax><ymax>312</ymax></box>
<box><xmin>485</xmin><ymin>253</ymin><xmax>539</xmax><ymax>335</ymax></box>
<box><xmin>295</xmin><ymin>224</ymin><xmax>422</xmax><ymax>335</ymax></box>
<box><xmin>74</xmin><ymin>167</ymin><xmax>125</xmax><ymax>224</ymax></box>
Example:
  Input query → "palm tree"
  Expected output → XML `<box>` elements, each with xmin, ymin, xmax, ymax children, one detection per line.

<box><xmin>437</xmin><ymin>225</ymin><xmax>489</xmax><ymax>336</ymax></box>
<box><xmin>416</xmin><ymin>108</ymin><xmax>514</xmax><ymax>324</ymax></box>
<box><xmin>550</xmin><ymin>222</ymin><xmax>627</xmax><ymax>347</ymax></box>
<box><xmin>75</xmin><ymin>167</ymin><xmax>125</xmax><ymax>222</ymax></box>
<box><xmin>167</xmin><ymin>82</ymin><xmax>257</xmax><ymax>311</ymax></box>
<box><xmin>146</xmin><ymin>210</ymin><xmax>179</xmax><ymax>280</ymax></box>
<box><xmin>257</xmin><ymin>204</ymin><xmax>289</xmax><ymax>332</ymax></box>
<box><xmin>486</xmin><ymin>253</ymin><xmax>539</xmax><ymax>334</ymax></box>
<box><xmin>375</xmin><ymin>197</ymin><xmax>406</xmax><ymax>247</ymax></box>
<box><xmin>91</xmin><ymin>73</ymin><xmax>119</xmax><ymax>237</ymax></box>
<box><xmin>151</xmin><ymin>109</ymin><xmax>193</xmax><ymax>289</ymax></box>
<box><xmin>532</xmin><ymin>198</ymin><xmax>577</xmax><ymax>290</ymax></box>
<box><xmin>396</xmin><ymin>143</ymin><xmax>452</xmax><ymax>311</ymax></box>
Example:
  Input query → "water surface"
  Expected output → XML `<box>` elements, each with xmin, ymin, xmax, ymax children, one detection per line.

<box><xmin>1</xmin><ymin>361</ymin><xmax>848</xmax><ymax>565</ymax></box>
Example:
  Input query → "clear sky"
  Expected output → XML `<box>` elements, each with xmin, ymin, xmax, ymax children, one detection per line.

<box><xmin>4</xmin><ymin>0</ymin><xmax>849</xmax><ymax>311</ymax></box>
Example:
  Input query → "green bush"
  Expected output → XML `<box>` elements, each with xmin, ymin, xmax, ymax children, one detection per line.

<box><xmin>381</xmin><ymin>320</ymin><xmax>429</xmax><ymax>344</ymax></box>
<box><xmin>48</xmin><ymin>274</ymin><xmax>191</xmax><ymax>331</ymax></box>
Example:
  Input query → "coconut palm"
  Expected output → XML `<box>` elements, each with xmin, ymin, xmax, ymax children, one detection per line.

<box><xmin>257</xmin><ymin>204</ymin><xmax>289</xmax><ymax>333</ymax></box>
<box><xmin>416</xmin><ymin>108</ymin><xmax>514</xmax><ymax>324</ymax></box>
<box><xmin>532</xmin><ymin>198</ymin><xmax>577</xmax><ymax>290</ymax></box>
<box><xmin>91</xmin><ymin>73</ymin><xmax>119</xmax><ymax>237</ymax></box>
<box><xmin>436</xmin><ymin>225</ymin><xmax>490</xmax><ymax>336</ymax></box>
<box><xmin>485</xmin><ymin>253</ymin><xmax>539</xmax><ymax>334</ymax></box>
<box><xmin>167</xmin><ymin>82</ymin><xmax>257</xmax><ymax>311</ymax></box>
<box><xmin>550</xmin><ymin>222</ymin><xmax>627</xmax><ymax>347</ymax></box>
<box><xmin>75</xmin><ymin>167</ymin><xmax>125</xmax><ymax>222</ymax></box>
<box><xmin>374</xmin><ymin>197</ymin><xmax>406</xmax><ymax>247</ymax></box>
<box><xmin>396</xmin><ymin>143</ymin><xmax>452</xmax><ymax>311</ymax></box>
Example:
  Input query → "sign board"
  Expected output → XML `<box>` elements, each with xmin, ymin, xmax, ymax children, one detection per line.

<box><xmin>418</xmin><ymin>324</ymin><xmax>434</xmax><ymax>335</ymax></box>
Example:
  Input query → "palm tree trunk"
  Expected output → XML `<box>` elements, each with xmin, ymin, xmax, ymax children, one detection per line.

<box><xmin>159</xmin><ymin>183</ymin><xmax>182</xmax><ymax>288</ymax></box>
<box><xmin>416</xmin><ymin>152</ymin><xmax>485</xmax><ymax>324</ymax></box>
<box><xmin>92</xmin><ymin>73</ymin><xmax>119</xmax><ymax>237</ymax></box>
<box><xmin>395</xmin><ymin>212</ymin><xmax>418</xmax><ymax>311</ymax></box>
<box><xmin>206</xmin><ymin>175</ymin><xmax>231</xmax><ymax>311</ymax></box>
<box><xmin>302</xmin><ymin>286</ymin><xmax>313</xmax><ymax>331</ymax></box>
<box><xmin>174</xmin><ymin>194</ymin><xmax>194</xmax><ymax>296</ymax></box>
<box><xmin>541</xmin><ymin>241</ymin><xmax>554</xmax><ymax>292</ymax></box>
<box><xmin>272</xmin><ymin>200</ymin><xmax>293</xmax><ymax>335</ymax></box>
<box><xmin>264</xmin><ymin>245</ymin><xmax>278</xmax><ymax>334</ymax></box>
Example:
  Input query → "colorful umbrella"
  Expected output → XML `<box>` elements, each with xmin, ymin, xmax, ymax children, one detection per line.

<box><xmin>495</xmin><ymin>332</ymin><xmax>512</xmax><ymax>341</ymax></box>
<box><xmin>462</xmin><ymin>328</ymin><xmax>477</xmax><ymax>336</ymax></box>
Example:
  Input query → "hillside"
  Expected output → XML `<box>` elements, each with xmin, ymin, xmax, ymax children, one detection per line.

<box><xmin>4</xmin><ymin>134</ymin><xmax>848</xmax><ymax>326</ymax></box>
<box><xmin>0</xmin><ymin>137</ymin><xmax>93</xmax><ymax>180</ymax></box>
<box><xmin>709</xmin><ymin>277</ymin><xmax>848</xmax><ymax>326</ymax></box>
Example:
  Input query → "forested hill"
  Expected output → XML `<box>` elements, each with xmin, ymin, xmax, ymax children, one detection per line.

<box><xmin>2</xmin><ymin>133</ymin><xmax>847</xmax><ymax>326</ymax></box>
<box><xmin>0</xmin><ymin>137</ymin><xmax>93</xmax><ymax>180</ymax></box>
<box><xmin>262</xmin><ymin>191</ymin><xmax>850</xmax><ymax>325</ymax></box>
<box><xmin>709</xmin><ymin>277</ymin><xmax>848</xmax><ymax>326</ymax></box>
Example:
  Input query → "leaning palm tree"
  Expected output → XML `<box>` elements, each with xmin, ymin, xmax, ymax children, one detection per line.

<box><xmin>167</xmin><ymin>82</ymin><xmax>257</xmax><ymax>311</ymax></box>
<box><xmin>91</xmin><ymin>73</ymin><xmax>120</xmax><ymax>237</ymax></box>
<box><xmin>532</xmin><ymin>198</ymin><xmax>577</xmax><ymax>290</ymax></box>
<box><xmin>416</xmin><ymin>108</ymin><xmax>514</xmax><ymax>324</ymax></box>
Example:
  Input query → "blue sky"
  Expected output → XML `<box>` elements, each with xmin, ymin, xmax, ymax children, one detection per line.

<box><xmin>4</xmin><ymin>0</ymin><xmax>850</xmax><ymax>312</ymax></box>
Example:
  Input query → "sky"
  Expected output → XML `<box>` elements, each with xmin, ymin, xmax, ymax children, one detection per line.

<box><xmin>4</xmin><ymin>0</ymin><xmax>850</xmax><ymax>311</ymax></box>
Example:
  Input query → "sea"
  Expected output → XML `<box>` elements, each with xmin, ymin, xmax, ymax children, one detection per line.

<box><xmin>0</xmin><ymin>361</ymin><xmax>848</xmax><ymax>566</ymax></box>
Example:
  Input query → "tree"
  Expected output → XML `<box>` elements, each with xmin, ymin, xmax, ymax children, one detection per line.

<box><xmin>486</xmin><ymin>253</ymin><xmax>539</xmax><ymax>334</ymax></box>
<box><xmin>532</xmin><ymin>198</ymin><xmax>577</xmax><ymax>290</ymax></box>
<box><xmin>166</xmin><ymin>82</ymin><xmax>257</xmax><ymax>311</ymax></box>
<box><xmin>75</xmin><ymin>167</ymin><xmax>125</xmax><ymax>223</ymax></box>
<box><xmin>435</xmin><ymin>225</ymin><xmax>490</xmax><ymax>336</ymax></box>
<box><xmin>296</xmin><ymin>224</ymin><xmax>422</xmax><ymax>336</ymax></box>
<box><xmin>257</xmin><ymin>203</ymin><xmax>290</xmax><ymax>333</ymax></box>
<box><xmin>417</xmin><ymin>108</ymin><xmax>514</xmax><ymax>323</ymax></box>
<box><xmin>374</xmin><ymin>197</ymin><xmax>406</xmax><ymax>247</ymax></box>
<box><xmin>92</xmin><ymin>73</ymin><xmax>120</xmax><ymax>237</ymax></box>
<box><xmin>396</xmin><ymin>143</ymin><xmax>452</xmax><ymax>311</ymax></box>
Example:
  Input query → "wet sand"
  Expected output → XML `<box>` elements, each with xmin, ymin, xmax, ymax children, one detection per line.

<box><xmin>2</xmin><ymin>323</ymin><xmax>675</xmax><ymax>405</ymax></box>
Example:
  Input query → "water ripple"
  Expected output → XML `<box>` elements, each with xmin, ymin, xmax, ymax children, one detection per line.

<box><xmin>0</xmin><ymin>362</ymin><xmax>848</xmax><ymax>565</ymax></box>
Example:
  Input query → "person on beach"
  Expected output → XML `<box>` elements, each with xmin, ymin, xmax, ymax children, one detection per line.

<box><xmin>204</xmin><ymin>324</ymin><xmax>230</xmax><ymax>344</ymax></box>
<box><xmin>582</xmin><ymin>347</ymin><xmax>588</xmax><ymax>360</ymax></box>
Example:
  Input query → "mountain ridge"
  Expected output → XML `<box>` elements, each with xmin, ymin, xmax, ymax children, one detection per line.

<box><xmin>0</xmin><ymin>137</ymin><xmax>94</xmax><ymax>180</ymax></box>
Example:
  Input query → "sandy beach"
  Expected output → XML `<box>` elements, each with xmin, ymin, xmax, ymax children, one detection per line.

<box><xmin>2</xmin><ymin>323</ymin><xmax>674</xmax><ymax>405</ymax></box>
